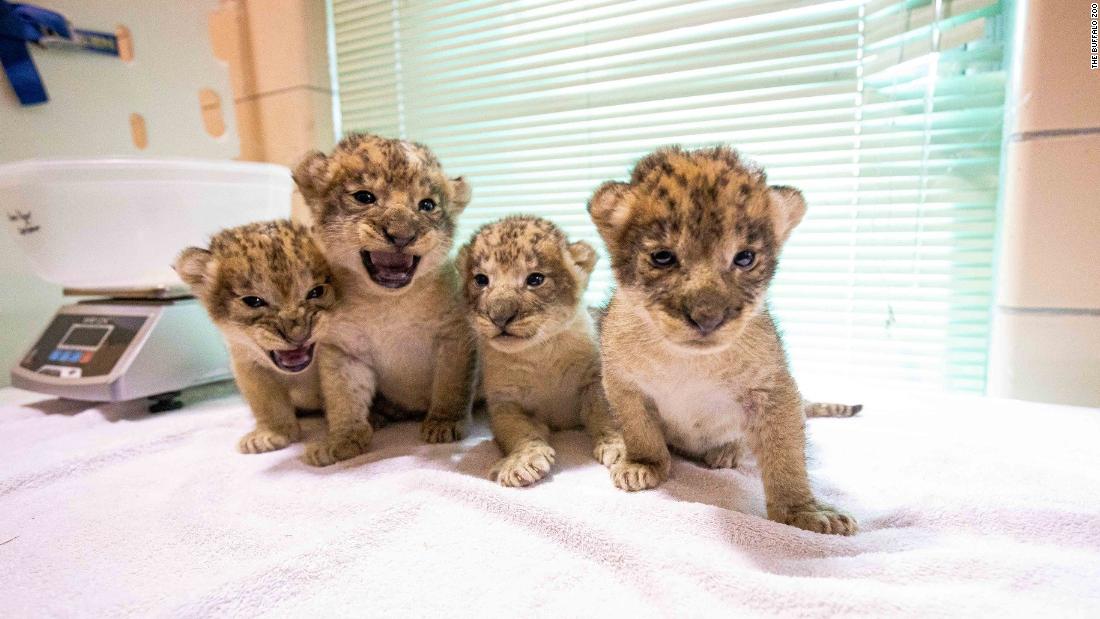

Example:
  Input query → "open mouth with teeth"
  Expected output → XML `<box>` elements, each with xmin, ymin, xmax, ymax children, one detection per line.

<box><xmin>361</xmin><ymin>250</ymin><xmax>420</xmax><ymax>288</ymax></box>
<box><xmin>269</xmin><ymin>343</ymin><xmax>315</xmax><ymax>373</ymax></box>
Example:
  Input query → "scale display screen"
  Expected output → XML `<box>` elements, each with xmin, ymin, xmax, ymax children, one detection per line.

<box><xmin>60</xmin><ymin>325</ymin><xmax>112</xmax><ymax>349</ymax></box>
<box><xmin>21</xmin><ymin>314</ymin><xmax>144</xmax><ymax>379</ymax></box>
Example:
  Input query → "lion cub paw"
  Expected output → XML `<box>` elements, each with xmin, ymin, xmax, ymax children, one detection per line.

<box><xmin>420</xmin><ymin>417</ymin><xmax>468</xmax><ymax>444</ymax></box>
<box><xmin>593</xmin><ymin>435</ymin><xmax>627</xmax><ymax>467</ymax></box>
<box><xmin>238</xmin><ymin>426</ymin><xmax>299</xmax><ymax>454</ymax></box>
<box><xmin>610</xmin><ymin>460</ymin><xmax>666</xmax><ymax>492</ymax></box>
<box><xmin>775</xmin><ymin>503</ymin><xmax>858</xmax><ymax>536</ymax></box>
<box><xmin>491</xmin><ymin>443</ymin><xmax>556</xmax><ymax>487</ymax></box>
<box><xmin>703</xmin><ymin>441</ymin><xmax>742</xmax><ymax>469</ymax></box>
<box><xmin>302</xmin><ymin>427</ymin><xmax>373</xmax><ymax>467</ymax></box>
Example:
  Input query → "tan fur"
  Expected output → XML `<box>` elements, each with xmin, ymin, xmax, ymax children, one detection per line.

<box><xmin>589</xmin><ymin>146</ymin><xmax>857</xmax><ymax>535</ymax></box>
<box><xmin>174</xmin><ymin>220</ymin><xmax>333</xmax><ymax>454</ymax></box>
<box><xmin>292</xmin><ymin>133</ymin><xmax>476</xmax><ymax>466</ymax></box>
<box><xmin>804</xmin><ymin>401</ymin><xmax>862</xmax><ymax>418</ymax></box>
<box><xmin>456</xmin><ymin>216</ymin><xmax>625</xmax><ymax>487</ymax></box>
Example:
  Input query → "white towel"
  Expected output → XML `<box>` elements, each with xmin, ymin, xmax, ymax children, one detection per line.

<box><xmin>1</xmin><ymin>385</ymin><xmax>1098</xmax><ymax>617</ymax></box>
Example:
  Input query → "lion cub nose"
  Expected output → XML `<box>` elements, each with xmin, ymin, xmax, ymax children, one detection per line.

<box><xmin>685</xmin><ymin>308</ymin><xmax>727</xmax><ymax>335</ymax></box>
<box><xmin>384</xmin><ymin>229</ymin><xmax>416</xmax><ymax>249</ymax></box>
<box><xmin>490</xmin><ymin>309</ymin><xmax>518</xmax><ymax>330</ymax></box>
<box><xmin>285</xmin><ymin>324</ymin><xmax>312</xmax><ymax>346</ymax></box>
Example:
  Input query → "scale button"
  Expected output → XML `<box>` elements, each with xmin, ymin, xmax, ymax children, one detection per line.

<box><xmin>48</xmin><ymin>350</ymin><xmax>62</xmax><ymax>362</ymax></box>
<box><xmin>65</xmin><ymin>351</ymin><xmax>81</xmax><ymax>362</ymax></box>
<box><xmin>80</xmin><ymin>351</ymin><xmax>94</xmax><ymax>364</ymax></box>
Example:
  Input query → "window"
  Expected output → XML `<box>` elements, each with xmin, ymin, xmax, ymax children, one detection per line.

<box><xmin>329</xmin><ymin>0</ymin><xmax>1007</xmax><ymax>394</ymax></box>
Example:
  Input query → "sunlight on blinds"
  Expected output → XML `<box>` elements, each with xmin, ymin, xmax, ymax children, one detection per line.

<box><xmin>330</xmin><ymin>0</ymin><xmax>1006</xmax><ymax>394</ymax></box>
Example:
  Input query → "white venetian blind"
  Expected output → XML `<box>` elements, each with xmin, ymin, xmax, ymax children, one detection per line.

<box><xmin>329</xmin><ymin>0</ymin><xmax>1006</xmax><ymax>394</ymax></box>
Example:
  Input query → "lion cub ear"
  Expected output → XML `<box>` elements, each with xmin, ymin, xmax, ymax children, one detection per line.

<box><xmin>174</xmin><ymin>247</ymin><xmax>214</xmax><ymax>295</ymax></box>
<box><xmin>454</xmin><ymin>243</ymin><xmax>471</xmax><ymax>278</ymax></box>
<box><xmin>567</xmin><ymin>240</ymin><xmax>598</xmax><ymax>275</ymax></box>
<box><xmin>448</xmin><ymin>176</ymin><xmax>472</xmax><ymax>214</ymax></box>
<box><xmin>292</xmin><ymin>150</ymin><xmax>330</xmax><ymax>215</ymax></box>
<box><xmin>768</xmin><ymin>185</ymin><xmax>807</xmax><ymax>243</ymax></box>
<box><xmin>587</xmin><ymin>181</ymin><xmax>631</xmax><ymax>238</ymax></box>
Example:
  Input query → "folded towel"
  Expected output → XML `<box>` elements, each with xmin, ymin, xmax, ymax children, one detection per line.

<box><xmin>1</xmin><ymin>385</ymin><xmax>1098</xmax><ymax>617</ymax></box>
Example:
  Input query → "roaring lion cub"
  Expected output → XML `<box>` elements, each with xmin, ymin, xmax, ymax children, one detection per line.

<box><xmin>292</xmin><ymin>133</ymin><xmax>476</xmax><ymax>466</ymax></box>
<box><xmin>589</xmin><ymin>146</ymin><xmax>857</xmax><ymax>535</ymax></box>
<box><xmin>175</xmin><ymin>220</ymin><xmax>334</xmax><ymax>454</ymax></box>
<box><xmin>456</xmin><ymin>216</ymin><xmax>627</xmax><ymax>487</ymax></box>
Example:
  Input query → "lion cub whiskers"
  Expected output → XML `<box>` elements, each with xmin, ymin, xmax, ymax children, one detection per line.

<box><xmin>457</xmin><ymin>216</ymin><xmax>627</xmax><ymax>487</ymax></box>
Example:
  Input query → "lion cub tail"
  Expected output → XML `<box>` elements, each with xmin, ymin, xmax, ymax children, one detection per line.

<box><xmin>803</xmin><ymin>401</ymin><xmax>863</xmax><ymax>418</ymax></box>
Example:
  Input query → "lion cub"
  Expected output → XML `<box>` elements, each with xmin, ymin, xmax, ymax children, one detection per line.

<box><xmin>456</xmin><ymin>216</ymin><xmax>627</xmax><ymax>486</ymax></box>
<box><xmin>292</xmin><ymin>133</ymin><xmax>476</xmax><ymax>466</ymax></box>
<box><xmin>589</xmin><ymin>146</ymin><xmax>857</xmax><ymax>535</ymax></box>
<box><xmin>175</xmin><ymin>220</ymin><xmax>335</xmax><ymax>454</ymax></box>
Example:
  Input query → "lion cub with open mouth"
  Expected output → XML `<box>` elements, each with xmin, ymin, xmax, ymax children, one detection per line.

<box><xmin>292</xmin><ymin>133</ymin><xmax>477</xmax><ymax>466</ymax></box>
<box><xmin>589</xmin><ymin>146</ymin><xmax>857</xmax><ymax>535</ymax></box>
<box><xmin>176</xmin><ymin>220</ymin><xmax>334</xmax><ymax>454</ymax></box>
<box><xmin>457</xmin><ymin>216</ymin><xmax>627</xmax><ymax>486</ymax></box>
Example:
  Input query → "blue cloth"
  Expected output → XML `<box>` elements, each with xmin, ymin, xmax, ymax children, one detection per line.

<box><xmin>0</xmin><ymin>1</ymin><xmax>72</xmax><ymax>105</ymax></box>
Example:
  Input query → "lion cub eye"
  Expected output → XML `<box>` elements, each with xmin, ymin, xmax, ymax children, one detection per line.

<box><xmin>418</xmin><ymin>198</ymin><xmax>436</xmax><ymax>212</ymax></box>
<box><xmin>733</xmin><ymin>250</ymin><xmax>756</xmax><ymax>269</ymax></box>
<box><xmin>650</xmin><ymin>250</ymin><xmax>677</xmax><ymax>268</ymax></box>
<box><xmin>352</xmin><ymin>190</ymin><xmax>376</xmax><ymax>205</ymax></box>
<box><xmin>306</xmin><ymin>285</ymin><xmax>326</xmax><ymax>300</ymax></box>
<box><xmin>473</xmin><ymin>274</ymin><xmax>490</xmax><ymax>288</ymax></box>
<box><xmin>526</xmin><ymin>272</ymin><xmax>545</xmax><ymax>287</ymax></box>
<box><xmin>241</xmin><ymin>296</ymin><xmax>267</xmax><ymax>308</ymax></box>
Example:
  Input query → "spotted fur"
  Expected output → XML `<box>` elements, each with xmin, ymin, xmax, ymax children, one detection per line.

<box><xmin>294</xmin><ymin>133</ymin><xmax>469</xmax><ymax>282</ymax></box>
<box><xmin>804</xmin><ymin>402</ymin><xmax>862</xmax><ymax>418</ymax></box>
<box><xmin>456</xmin><ymin>216</ymin><xmax>624</xmax><ymax>486</ymax></box>
<box><xmin>589</xmin><ymin>146</ymin><xmax>857</xmax><ymax>535</ymax></box>
<box><xmin>292</xmin><ymin>133</ymin><xmax>477</xmax><ymax>466</ymax></box>
<box><xmin>457</xmin><ymin>216</ymin><xmax>593</xmax><ymax>345</ymax></box>
<box><xmin>175</xmin><ymin>220</ymin><xmax>334</xmax><ymax>454</ymax></box>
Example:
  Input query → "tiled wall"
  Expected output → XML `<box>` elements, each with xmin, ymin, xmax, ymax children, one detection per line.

<box><xmin>210</xmin><ymin>0</ymin><xmax>336</xmax><ymax>220</ymax></box>
<box><xmin>988</xmin><ymin>1</ymin><xmax>1100</xmax><ymax>406</ymax></box>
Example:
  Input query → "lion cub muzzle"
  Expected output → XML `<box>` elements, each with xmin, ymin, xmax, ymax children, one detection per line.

<box><xmin>681</xmin><ymin>287</ymin><xmax>737</xmax><ymax>336</ymax></box>
<box><xmin>486</xmin><ymin>295</ymin><xmax>523</xmax><ymax>334</ymax></box>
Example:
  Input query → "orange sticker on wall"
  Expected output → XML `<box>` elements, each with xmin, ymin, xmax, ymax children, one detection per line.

<box><xmin>115</xmin><ymin>25</ymin><xmax>133</xmax><ymax>62</ymax></box>
<box><xmin>198</xmin><ymin>88</ymin><xmax>226</xmax><ymax>138</ymax></box>
<box><xmin>129</xmin><ymin>113</ymin><xmax>148</xmax><ymax>149</ymax></box>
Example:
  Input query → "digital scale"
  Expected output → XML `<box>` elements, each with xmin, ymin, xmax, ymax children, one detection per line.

<box><xmin>1</xmin><ymin>158</ymin><xmax>293</xmax><ymax>410</ymax></box>
<box><xmin>11</xmin><ymin>292</ymin><xmax>231</xmax><ymax>411</ymax></box>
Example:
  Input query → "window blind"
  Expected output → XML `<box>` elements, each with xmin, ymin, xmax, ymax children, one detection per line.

<box><xmin>329</xmin><ymin>0</ymin><xmax>1006</xmax><ymax>394</ymax></box>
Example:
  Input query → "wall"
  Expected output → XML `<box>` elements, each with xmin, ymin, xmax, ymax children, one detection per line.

<box><xmin>988</xmin><ymin>0</ymin><xmax>1100</xmax><ymax>406</ymax></box>
<box><xmin>210</xmin><ymin>0</ymin><xmax>336</xmax><ymax>220</ymax></box>
<box><xmin>0</xmin><ymin>0</ymin><xmax>333</xmax><ymax>386</ymax></box>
